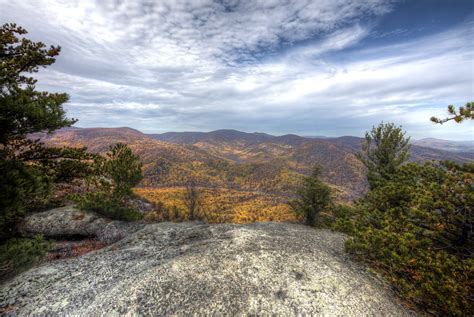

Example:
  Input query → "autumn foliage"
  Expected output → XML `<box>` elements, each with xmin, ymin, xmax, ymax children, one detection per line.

<box><xmin>135</xmin><ymin>187</ymin><xmax>299</xmax><ymax>223</ymax></box>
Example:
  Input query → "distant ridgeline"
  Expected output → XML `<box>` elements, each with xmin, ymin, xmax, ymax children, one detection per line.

<box><xmin>35</xmin><ymin>127</ymin><xmax>474</xmax><ymax>202</ymax></box>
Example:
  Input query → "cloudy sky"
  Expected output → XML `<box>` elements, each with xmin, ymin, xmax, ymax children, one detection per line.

<box><xmin>2</xmin><ymin>0</ymin><xmax>473</xmax><ymax>139</ymax></box>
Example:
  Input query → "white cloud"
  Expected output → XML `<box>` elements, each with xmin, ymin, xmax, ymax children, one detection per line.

<box><xmin>0</xmin><ymin>0</ymin><xmax>472</xmax><ymax>139</ymax></box>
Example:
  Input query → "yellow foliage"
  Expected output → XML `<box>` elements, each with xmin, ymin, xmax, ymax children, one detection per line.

<box><xmin>134</xmin><ymin>187</ymin><xmax>301</xmax><ymax>224</ymax></box>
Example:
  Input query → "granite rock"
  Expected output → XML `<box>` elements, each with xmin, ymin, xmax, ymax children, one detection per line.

<box><xmin>1</xmin><ymin>222</ymin><xmax>413</xmax><ymax>316</ymax></box>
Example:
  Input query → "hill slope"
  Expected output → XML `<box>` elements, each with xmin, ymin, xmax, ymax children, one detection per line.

<box><xmin>412</xmin><ymin>138</ymin><xmax>474</xmax><ymax>153</ymax></box>
<box><xmin>329</xmin><ymin>136</ymin><xmax>474</xmax><ymax>163</ymax></box>
<box><xmin>37</xmin><ymin>127</ymin><xmax>473</xmax><ymax>201</ymax></box>
<box><xmin>37</xmin><ymin>128</ymin><xmax>364</xmax><ymax>200</ymax></box>
<box><xmin>152</xmin><ymin>129</ymin><xmax>474</xmax><ymax>163</ymax></box>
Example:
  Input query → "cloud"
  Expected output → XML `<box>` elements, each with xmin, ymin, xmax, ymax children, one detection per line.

<box><xmin>0</xmin><ymin>0</ymin><xmax>472</xmax><ymax>140</ymax></box>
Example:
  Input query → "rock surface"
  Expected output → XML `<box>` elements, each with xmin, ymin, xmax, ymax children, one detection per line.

<box><xmin>19</xmin><ymin>205</ymin><xmax>108</xmax><ymax>238</ymax></box>
<box><xmin>1</xmin><ymin>222</ymin><xmax>412</xmax><ymax>316</ymax></box>
<box><xmin>19</xmin><ymin>205</ymin><xmax>143</xmax><ymax>243</ymax></box>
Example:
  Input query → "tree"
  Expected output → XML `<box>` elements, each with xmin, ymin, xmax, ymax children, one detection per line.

<box><xmin>0</xmin><ymin>159</ymin><xmax>50</xmax><ymax>240</ymax></box>
<box><xmin>0</xmin><ymin>23</ymin><xmax>74</xmax><ymax>144</ymax></box>
<box><xmin>183</xmin><ymin>180</ymin><xmax>201</xmax><ymax>221</ymax></box>
<box><xmin>289</xmin><ymin>166</ymin><xmax>332</xmax><ymax>226</ymax></box>
<box><xmin>0</xmin><ymin>23</ymin><xmax>77</xmax><ymax>241</ymax></box>
<box><xmin>431</xmin><ymin>102</ymin><xmax>473</xmax><ymax>124</ymax></box>
<box><xmin>345</xmin><ymin>161</ymin><xmax>473</xmax><ymax>315</ymax></box>
<box><xmin>356</xmin><ymin>122</ymin><xmax>410</xmax><ymax>189</ymax></box>
<box><xmin>74</xmin><ymin>143</ymin><xmax>143</xmax><ymax>221</ymax></box>
<box><xmin>103</xmin><ymin>143</ymin><xmax>143</xmax><ymax>198</ymax></box>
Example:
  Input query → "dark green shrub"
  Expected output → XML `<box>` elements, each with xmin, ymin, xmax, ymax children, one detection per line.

<box><xmin>0</xmin><ymin>159</ymin><xmax>50</xmax><ymax>242</ymax></box>
<box><xmin>0</xmin><ymin>236</ymin><xmax>50</xmax><ymax>280</ymax></box>
<box><xmin>289</xmin><ymin>166</ymin><xmax>333</xmax><ymax>226</ymax></box>
<box><xmin>102</xmin><ymin>143</ymin><xmax>143</xmax><ymax>198</ymax></box>
<box><xmin>74</xmin><ymin>192</ymin><xmax>143</xmax><ymax>221</ymax></box>
<box><xmin>329</xmin><ymin>204</ymin><xmax>362</xmax><ymax>235</ymax></box>
<box><xmin>74</xmin><ymin>143</ymin><xmax>144</xmax><ymax>221</ymax></box>
<box><xmin>343</xmin><ymin>162</ymin><xmax>473</xmax><ymax>315</ymax></box>
<box><xmin>39</xmin><ymin>147</ymin><xmax>95</xmax><ymax>182</ymax></box>
<box><xmin>309</xmin><ymin>204</ymin><xmax>353</xmax><ymax>229</ymax></box>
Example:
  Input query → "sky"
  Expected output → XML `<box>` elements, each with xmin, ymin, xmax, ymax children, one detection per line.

<box><xmin>1</xmin><ymin>0</ymin><xmax>473</xmax><ymax>139</ymax></box>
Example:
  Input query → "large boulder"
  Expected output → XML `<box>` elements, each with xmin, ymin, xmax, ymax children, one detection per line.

<box><xmin>19</xmin><ymin>206</ymin><xmax>143</xmax><ymax>243</ymax></box>
<box><xmin>0</xmin><ymin>222</ymin><xmax>413</xmax><ymax>316</ymax></box>
<box><xmin>19</xmin><ymin>205</ymin><xmax>108</xmax><ymax>238</ymax></box>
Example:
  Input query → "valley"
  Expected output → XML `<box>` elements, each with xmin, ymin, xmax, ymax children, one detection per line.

<box><xmin>36</xmin><ymin>127</ymin><xmax>474</xmax><ymax>221</ymax></box>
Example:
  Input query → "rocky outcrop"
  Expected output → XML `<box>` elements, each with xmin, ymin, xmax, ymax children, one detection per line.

<box><xmin>19</xmin><ymin>205</ymin><xmax>143</xmax><ymax>244</ymax></box>
<box><xmin>19</xmin><ymin>205</ymin><xmax>108</xmax><ymax>238</ymax></box>
<box><xmin>0</xmin><ymin>222</ymin><xmax>411</xmax><ymax>316</ymax></box>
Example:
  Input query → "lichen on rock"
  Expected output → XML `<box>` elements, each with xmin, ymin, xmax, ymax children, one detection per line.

<box><xmin>1</xmin><ymin>222</ymin><xmax>412</xmax><ymax>316</ymax></box>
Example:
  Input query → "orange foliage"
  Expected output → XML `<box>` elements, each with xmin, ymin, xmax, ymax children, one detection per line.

<box><xmin>47</xmin><ymin>239</ymin><xmax>106</xmax><ymax>261</ymax></box>
<box><xmin>135</xmin><ymin>187</ymin><xmax>301</xmax><ymax>224</ymax></box>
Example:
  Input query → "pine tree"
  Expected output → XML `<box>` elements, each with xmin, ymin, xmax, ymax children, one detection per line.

<box><xmin>103</xmin><ymin>143</ymin><xmax>143</xmax><ymax>198</ymax></box>
<box><xmin>0</xmin><ymin>23</ymin><xmax>74</xmax><ymax>143</ymax></box>
<box><xmin>0</xmin><ymin>23</ymin><xmax>77</xmax><ymax>241</ymax></box>
<box><xmin>345</xmin><ymin>161</ymin><xmax>473</xmax><ymax>315</ymax></box>
<box><xmin>431</xmin><ymin>102</ymin><xmax>473</xmax><ymax>124</ymax></box>
<box><xmin>290</xmin><ymin>166</ymin><xmax>332</xmax><ymax>226</ymax></box>
<box><xmin>356</xmin><ymin>122</ymin><xmax>410</xmax><ymax>189</ymax></box>
<box><xmin>73</xmin><ymin>143</ymin><xmax>143</xmax><ymax>221</ymax></box>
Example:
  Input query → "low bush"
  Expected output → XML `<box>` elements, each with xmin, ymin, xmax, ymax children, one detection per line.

<box><xmin>74</xmin><ymin>192</ymin><xmax>143</xmax><ymax>221</ymax></box>
<box><xmin>74</xmin><ymin>143</ymin><xmax>144</xmax><ymax>221</ymax></box>
<box><xmin>0</xmin><ymin>236</ymin><xmax>51</xmax><ymax>281</ymax></box>
<box><xmin>325</xmin><ymin>204</ymin><xmax>361</xmax><ymax>234</ymax></box>
<box><xmin>289</xmin><ymin>166</ymin><xmax>333</xmax><ymax>226</ymax></box>
<box><xmin>0</xmin><ymin>158</ymin><xmax>51</xmax><ymax>242</ymax></box>
<box><xmin>338</xmin><ymin>162</ymin><xmax>473</xmax><ymax>316</ymax></box>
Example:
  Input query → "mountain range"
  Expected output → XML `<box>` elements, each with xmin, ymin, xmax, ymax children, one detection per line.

<box><xmin>36</xmin><ymin>127</ymin><xmax>474</xmax><ymax>202</ymax></box>
<box><xmin>411</xmin><ymin>138</ymin><xmax>474</xmax><ymax>153</ymax></box>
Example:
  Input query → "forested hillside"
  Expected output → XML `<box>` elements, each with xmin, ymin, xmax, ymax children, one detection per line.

<box><xmin>36</xmin><ymin>127</ymin><xmax>473</xmax><ymax>203</ymax></box>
